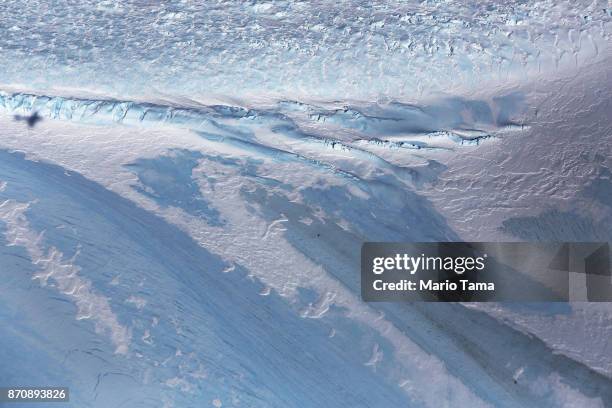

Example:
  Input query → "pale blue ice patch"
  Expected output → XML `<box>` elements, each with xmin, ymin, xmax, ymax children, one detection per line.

<box><xmin>125</xmin><ymin>149</ymin><xmax>225</xmax><ymax>226</ymax></box>
<box><xmin>0</xmin><ymin>149</ymin><xmax>414</xmax><ymax>408</ymax></box>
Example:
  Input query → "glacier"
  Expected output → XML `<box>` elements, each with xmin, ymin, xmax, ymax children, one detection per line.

<box><xmin>0</xmin><ymin>1</ymin><xmax>612</xmax><ymax>407</ymax></box>
<box><xmin>0</xmin><ymin>0</ymin><xmax>609</xmax><ymax>100</ymax></box>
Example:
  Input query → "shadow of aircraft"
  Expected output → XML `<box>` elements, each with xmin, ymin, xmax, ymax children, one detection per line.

<box><xmin>14</xmin><ymin>111</ymin><xmax>43</xmax><ymax>128</ymax></box>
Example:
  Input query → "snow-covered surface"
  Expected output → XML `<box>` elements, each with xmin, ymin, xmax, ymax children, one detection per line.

<box><xmin>0</xmin><ymin>0</ymin><xmax>609</xmax><ymax>101</ymax></box>
<box><xmin>0</xmin><ymin>1</ymin><xmax>611</xmax><ymax>407</ymax></box>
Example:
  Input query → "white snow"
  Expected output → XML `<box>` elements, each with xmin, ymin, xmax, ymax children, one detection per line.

<box><xmin>0</xmin><ymin>198</ymin><xmax>131</xmax><ymax>354</ymax></box>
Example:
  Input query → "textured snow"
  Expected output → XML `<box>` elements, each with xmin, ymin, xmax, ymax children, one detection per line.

<box><xmin>0</xmin><ymin>0</ymin><xmax>609</xmax><ymax>101</ymax></box>
<box><xmin>0</xmin><ymin>1</ymin><xmax>612</xmax><ymax>407</ymax></box>
<box><xmin>0</xmin><ymin>199</ymin><xmax>131</xmax><ymax>354</ymax></box>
